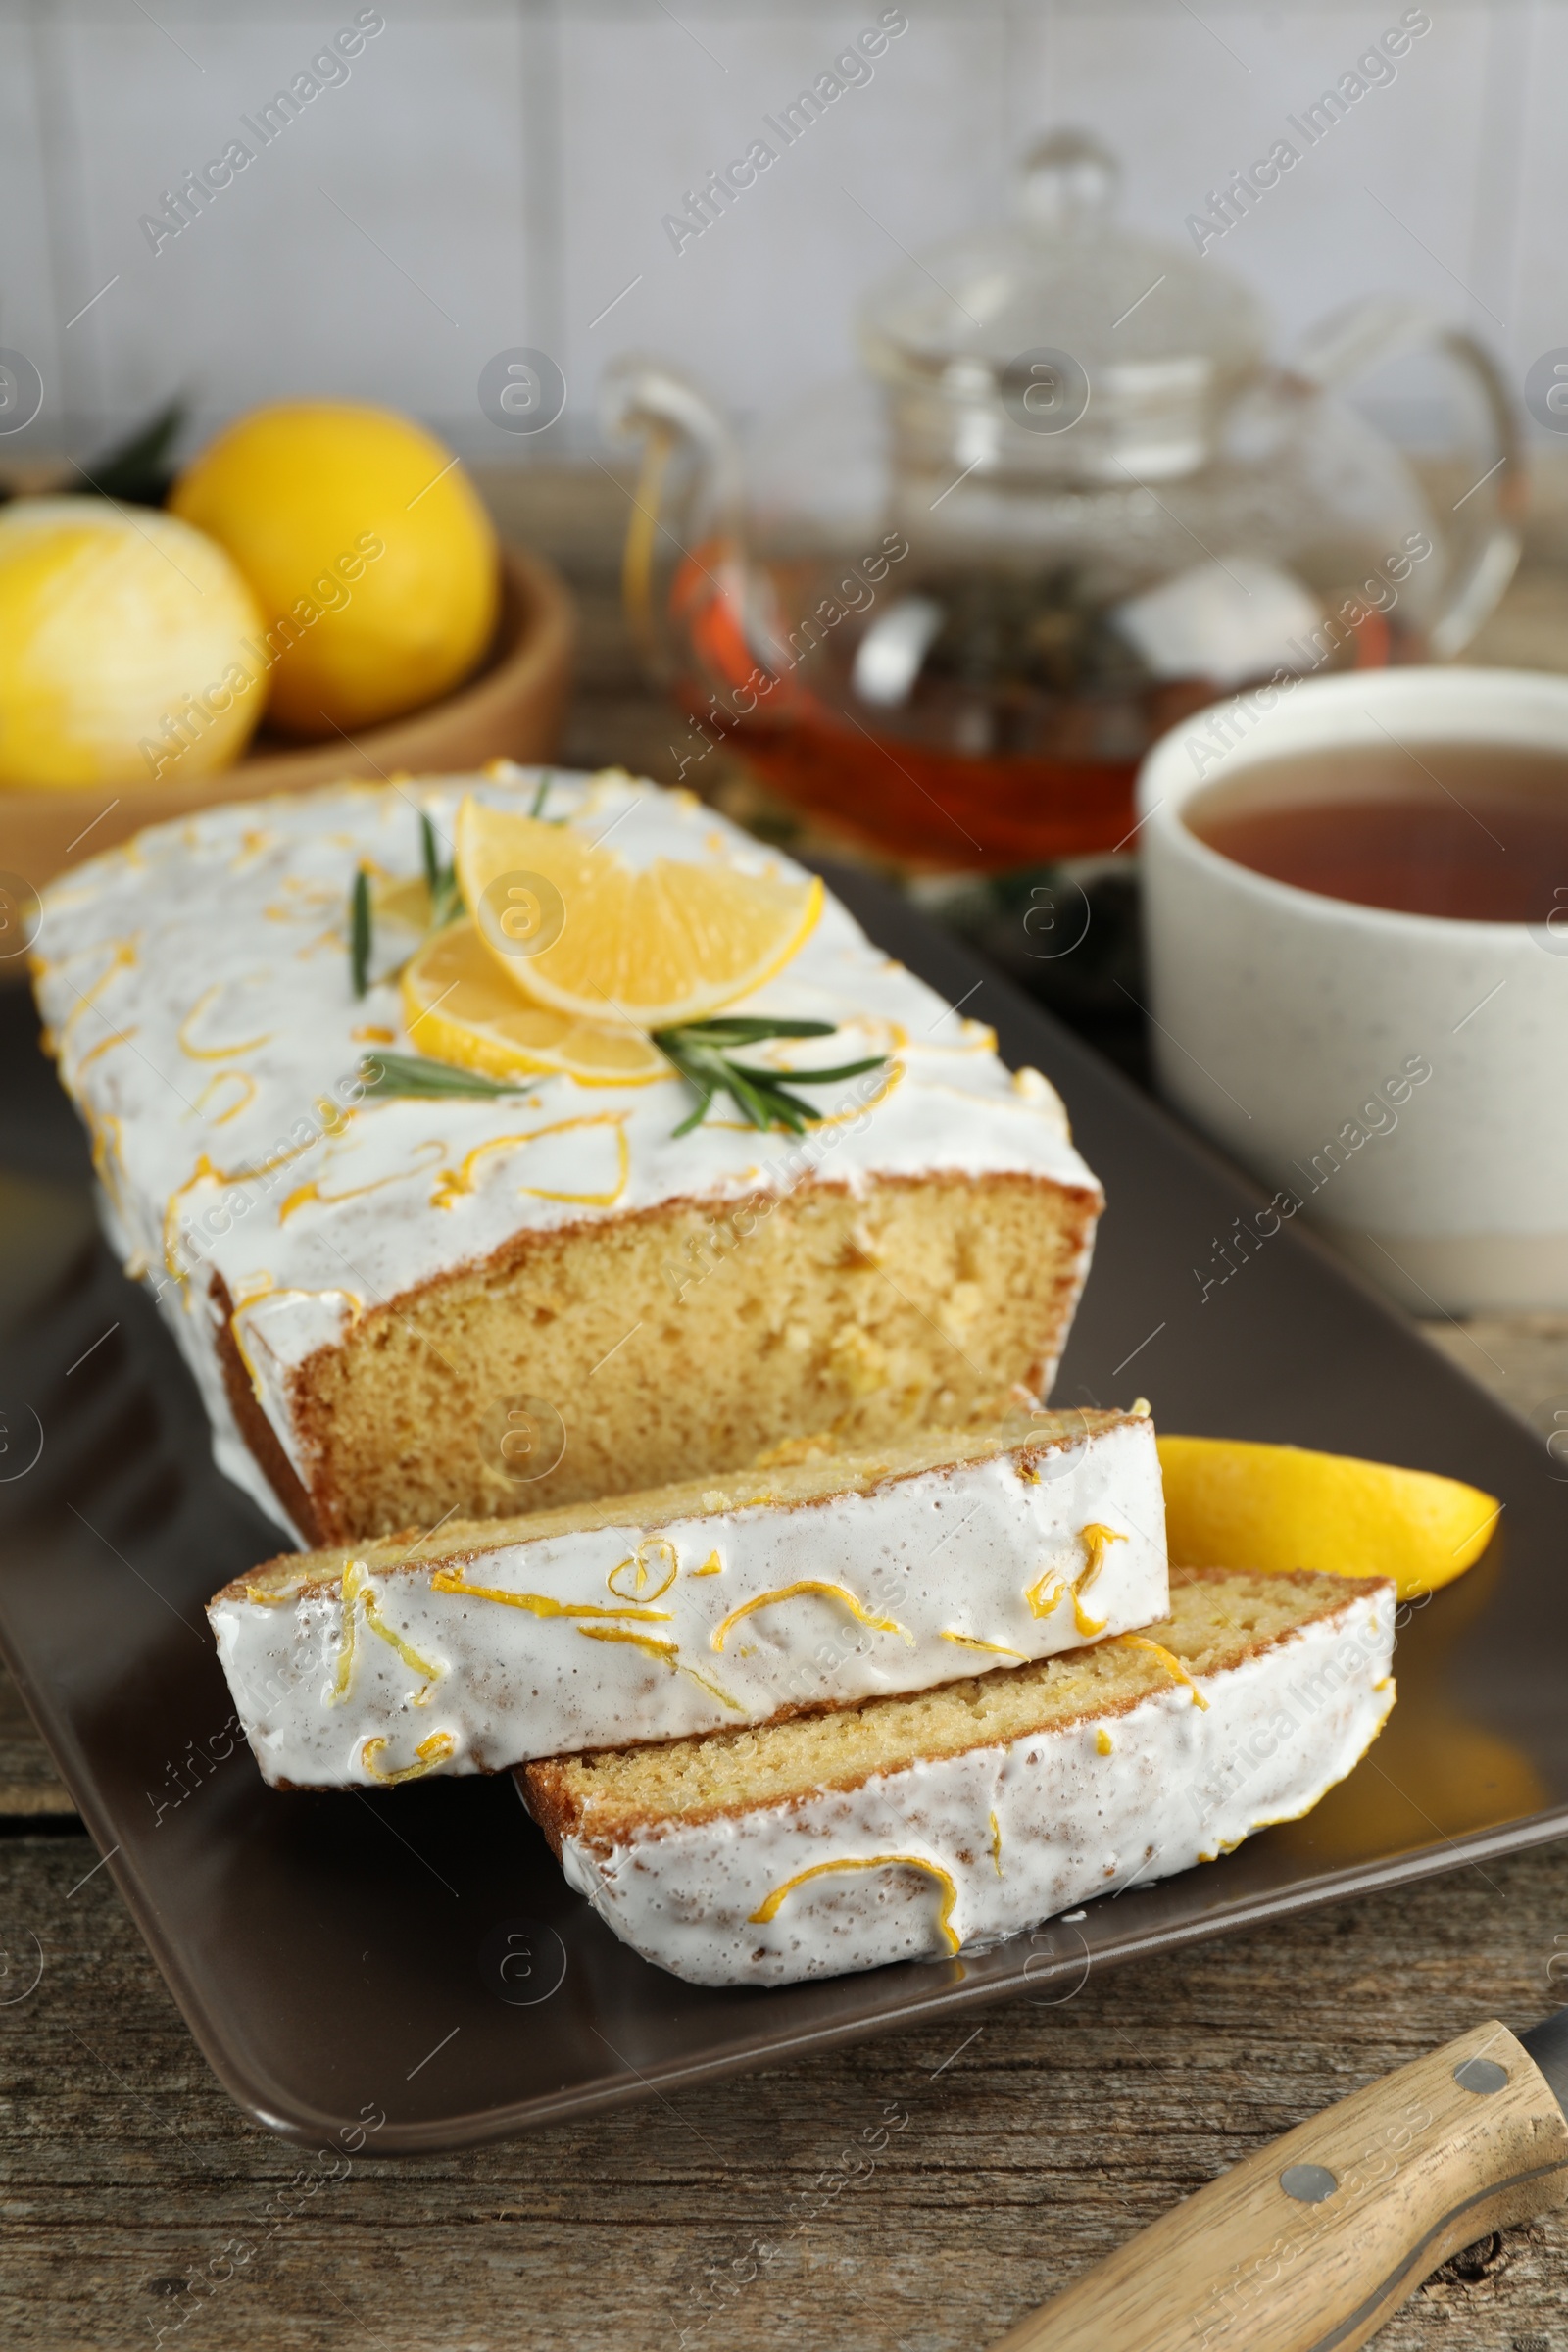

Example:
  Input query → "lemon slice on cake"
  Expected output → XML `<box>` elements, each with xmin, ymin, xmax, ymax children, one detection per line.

<box><xmin>401</xmin><ymin>921</ymin><xmax>669</xmax><ymax>1087</ymax></box>
<box><xmin>455</xmin><ymin>795</ymin><xmax>823</xmax><ymax>1028</ymax></box>
<box><xmin>1157</xmin><ymin>1434</ymin><xmax>1500</xmax><ymax>1603</ymax></box>
<box><xmin>374</xmin><ymin>873</ymin><xmax>435</xmax><ymax>934</ymax></box>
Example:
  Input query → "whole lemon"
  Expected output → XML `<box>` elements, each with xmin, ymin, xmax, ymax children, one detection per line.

<box><xmin>170</xmin><ymin>403</ymin><xmax>500</xmax><ymax>739</ymax></box>
<box><xmin>0</xmin><ymin>497</ymin><xmax>266</xmax><ymax>792</ymax></box>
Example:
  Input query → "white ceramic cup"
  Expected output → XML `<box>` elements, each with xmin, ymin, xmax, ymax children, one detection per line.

<box><xmin>1136</xmin><ymin>666</ymin><xmax>1568</xmax><ymax>1314</ymax></box>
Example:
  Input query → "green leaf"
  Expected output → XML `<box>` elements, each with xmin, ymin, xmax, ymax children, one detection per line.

<box><xmin>355</xmin><ymin>1017</ymin><xmax>888</xmax><ymax>1138</ymax></box>
<box><xmin>672</xmin><ymin>1018</ymin><xmax>837</xmax><ymax>1047</ymax></box>
<box><xmin>416</xmin><ymin>809</ymin><xmax>464</xmax><ymax>927</ymax></box>
<box><xmin>730</xmin><ymin>1055</ymin><xmax>887</xmax><ymax>1087</ymax></box>
<box><xmin>360</xmin><ymin>1052</ymin><xmax>527</xmax><ymax>1102</ymax></box>
<box><xmin>651</xmin><ymin>1017</ymin><xmax>888</xmax><ymax>1137</ymax></box>
<box><xmin>350</xmin><ymin>868</ymin><xmax>372</xmax><ymax>999</ymax></box>
<box><xmin>74</xmin><ymin>396</ymin><xmax>187</xmax><ymax>507</ymax></box>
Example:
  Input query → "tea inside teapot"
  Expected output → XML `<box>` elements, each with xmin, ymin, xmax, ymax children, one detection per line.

<box><xmin>608</xmin><ymin>129</ymin><xmax>1519</xmax><ymax>869</ymax></box>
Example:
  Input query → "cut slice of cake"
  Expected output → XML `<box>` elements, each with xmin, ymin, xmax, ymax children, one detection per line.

<box><xmin>520</xmin><ymin>1565</ymin><xmax>1396</xmax><ymax>1987</ymax></box>
<box><xmin>209</xmin><ymin>1405</ymin><xmax>1165</xmax><ymax>1788</ymax></box>
<box><xmin>32</xmin><ymin>766</ymin><xmax>1102</xmax><ymax>1545</ymax></box>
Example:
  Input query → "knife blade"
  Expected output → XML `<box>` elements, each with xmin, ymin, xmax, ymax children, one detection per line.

<box><xmin>1520</xmin><ymin>2001</ymin><xmax>1568</xmax><ymax>2115</ymax></box>
<box><xmin>988</xmin><ymin>2009</ymin><xmax>1568</xmax><ymax>2352</ymax></box>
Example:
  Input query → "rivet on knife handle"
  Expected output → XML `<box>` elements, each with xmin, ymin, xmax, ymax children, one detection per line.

<box><xmin>985</xmin><ymin>2020</ymin><xmax>1568</xmax><ymax>2352</ymax></box>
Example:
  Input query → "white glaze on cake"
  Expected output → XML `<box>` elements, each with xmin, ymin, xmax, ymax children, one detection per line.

<box><xmin>31</xmin><ymin>767</ymin><xmax>1102</xmax><ymax>1539</ymax></box>
<box><xmin>209</xmin><ymin>1412</ymin><xmax>1166</xmax><ymax>1786</ymax></box>
<box><xmin>542</xmin><ymin>1582</ymin><xmax>1395</xmax><ymax>1987</ymax></box>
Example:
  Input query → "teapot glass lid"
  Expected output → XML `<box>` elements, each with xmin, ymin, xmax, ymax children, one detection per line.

<box><xmin>858</xmin><ymin>127</ymin><xmax>1269</xmax><ymax>388</ymax></box>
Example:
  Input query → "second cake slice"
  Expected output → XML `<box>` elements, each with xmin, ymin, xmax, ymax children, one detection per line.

<box><xmin>521</xmin><ymin>1564</ymin><xmax>1396</xmax><ymax>1985</ymax></box>
<box><xmin>211</xmin><ymin>1405</ymin><xmax>1165</xmax><ymax>1787</ymax></box>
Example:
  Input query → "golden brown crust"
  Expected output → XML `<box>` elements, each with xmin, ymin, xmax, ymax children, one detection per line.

<box><xmin>209</xmin><ymin>1271</ymin><xmax>325</xmax><ymax>1546</ymax></box>
<box><xmin>520</xmin><ymin>1762</ymin><xmax>578</xmax><ymax>1858</ymax></box>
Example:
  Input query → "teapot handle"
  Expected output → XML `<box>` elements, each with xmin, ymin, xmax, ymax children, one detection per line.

<box><xmin>1285</xmin><ymin>295</ymin><xmax>1524</xmax><ymax>658</ymax></box>
<box><xmin>600</xmin><ymin>355</ymin><xmax>743</xmax><ymax>679</ymax></box>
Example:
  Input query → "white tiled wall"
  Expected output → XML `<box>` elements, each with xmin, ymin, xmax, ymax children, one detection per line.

<box><xmin>2</xmin><ymin>0</ymin><xmax>1562</xmax><ymax>467</ymax></box>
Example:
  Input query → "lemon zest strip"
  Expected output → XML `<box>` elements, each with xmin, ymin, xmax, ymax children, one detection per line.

<box><xmin>575</xmin><ymin>1625</ymin><xmax>679</xmax><ymax>1661</ymax></box>
<box><xmin>1026</xmin><ymin>1522</ymin><xmax>1128</xmax><ymax>1636</ymax></box>
<box><xmin>176</xmin><ymin>980</ymin><xmax>274</xmax><ymax>1061</ymax></box>
<box><xmin>749</xmin><ymin>1855</ymin><xmax>960</xmax><ymax>1954</ymax></box>
<box><xmin>361</xmin><ymin>1731</ymin><xmax>456</xmax><ymax>1786</ymax></box>
<box><xmin>710</xmin><ymin>1582</ymin><xmax>914</xmax><ymax>1654</ymax></box>
<box><xmin>58</xmin><ymin>939</ymin><xmax>138</xmax><ymax>1058</ymax></box>
<box><xmin>677</xmin><ymin>1662</ymin><xmax>746</xmax><ymax>1712</ymax></box>
<box><xmin>192</xmin><ymin>1069</ymin><xmax>257</xmax><ymax>1127</ymax></box>
<box><xmin>361</xmin><ymin>1590</ymin><xmax>442</xmax><ymax>1704</ymax></box>
<box><xmin>428</xmin><ymin>1568</ymin><xmax>671</xmax><ymax>1624</ymax></box>
<box><xmin>691</xmin><ymin>1550</ymin><xmax>724</xmax><ymax>1578</ymax></box>
<box><xmin>520</xmin><ymin>1119</ymin><xmax>630</xmax><ymax>1207</ymax></box>
<box><xmin>1024</xmin><ymin>1569</ymin><xmax>1066</xmax><ymax>1621</ymax></box>
<box><xmin>329</xmin><ymin>1561</ymin><xmax>444</xmax><ymax>1705</ymax></box>
<box><xmin>330</xmin><ymin>1560</ymin><xmax>365</xmax><ymax>1701</ymax></box>
<box><xmin>430</xmin><ymin>1116</ymin><xmax>629</xmax><ymax>1212</ymax></box>
<box><xmin>573</xmin><ymin>1624</ymin><xmax>745</xmax><ymax>1712</ymax></box>
<box><xmin>75</xmin><ymin>1024</ymin><xmax>138</xmax><ymax>1076</ymax></box>
<box><xmin>164</xmin><ymin>1134</ymin><xmax>358</xmax><ymax>1282</ymax></box>
<box><xmin>1072</xmin><ymin>1522</ymin><xmax>1127</xmax><ymax>1636</ymax></box>
<box><xmin>278</xmin><ymin>1138</ymin><xmax>447</xmax><ymax>1224</ymax></box>
<box><xmin>989</xmin><ymin>1811</ymin><xmax>1004</xmax><ymax>1878</ymax></box>
<box><xmin>942</xmin><ymin>1630</ymin><xmax>1027</xmax><ymax>1660</ymax></box>
<box><xmin>607</xmin><ymin>1538</ymin><xmax>679</xmax><ymax>1603</ymax></box>
<box><xmin>229</xmin><ymin>826</ymin><xmax>275</xmax><ymax>874</ymax></box>
<box><xmin>1116</xmin><ymin>1634</ymin><xmax>1209</xmax><ymax>1711</ymax></box>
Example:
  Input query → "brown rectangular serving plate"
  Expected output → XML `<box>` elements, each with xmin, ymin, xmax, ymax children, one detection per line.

<box><xmin>1</xmin><ymin>866</ymin><xmax>1564</xmax><ymax>2153</ymax></box>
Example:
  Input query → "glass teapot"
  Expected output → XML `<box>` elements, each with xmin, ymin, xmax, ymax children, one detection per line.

<box><xmin>604</xmin><ymin>129</ymin><xmax>1523</xmax><ymax>870</ymax></box>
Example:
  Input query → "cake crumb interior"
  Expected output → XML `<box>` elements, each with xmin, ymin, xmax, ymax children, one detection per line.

<box><xmin>284</xmin><ymin>1174</ymin><xmax>1094</xmax><ymax>1541</ymax></box>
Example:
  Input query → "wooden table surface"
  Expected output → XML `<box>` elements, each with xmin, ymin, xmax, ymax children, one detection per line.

<box><xmin>4</xmin><ymin>466</ymin><xmax>1568</xmax><ymax>2352</ymax></box>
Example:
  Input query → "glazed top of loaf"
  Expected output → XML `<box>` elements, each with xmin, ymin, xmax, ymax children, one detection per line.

<box><xmin>30</xmin><ymin>767</ymin><xmax>1101</xmax><ymax>1375</ymax></box>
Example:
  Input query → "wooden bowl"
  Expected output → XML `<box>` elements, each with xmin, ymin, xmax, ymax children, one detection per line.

<box><xmin>0</xmin><ymin>544</ymin><xmax>575</xmax><ymax>892</ymax></box>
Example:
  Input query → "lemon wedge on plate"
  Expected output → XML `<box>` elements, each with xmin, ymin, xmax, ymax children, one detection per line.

<box><xmin>1156</xmin><ymin>1434</ymin><xmax>1500</xmax><ymax>1603</ymax></box>
<box><xmin>455</xmin><ymin>795</ymin><xmax>823</xmax><ymax>1029</ymax></box>
<box><xmin>400</xmin><ymin>921</ymin><xmax>669</xmax><ymax>1087</ymax></box>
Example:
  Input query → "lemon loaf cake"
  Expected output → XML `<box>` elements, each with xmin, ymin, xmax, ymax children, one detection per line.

<box><xmin>209</xmin><ymin>1405</ymin><xmax>1165</xmax><ymax>1788</ymax></box>
<box><xmin>521</xmin><ymin>1565</ymin><xmax>1396</xmax><ymax>1986</ymax></box>
<box><xmin>32</xmin><ymin>767</ymin><xmax>1103</xmax><ymax>1546</ymax></box>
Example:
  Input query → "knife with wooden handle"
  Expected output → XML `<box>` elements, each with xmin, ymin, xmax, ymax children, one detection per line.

<box><xmin>989</xmin><ymin>2008</ymin><xmax>1568</xmax><ymax>2352</ymax></box>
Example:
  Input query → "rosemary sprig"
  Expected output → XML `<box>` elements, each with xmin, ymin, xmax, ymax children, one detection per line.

<box><xmin>349</xmin><ymin>867</ymin><xmax>371</xmax><ymax>999</ymax></box>
<box><xmin>418</xmin><ymin>811</ymin><xmax>465</xmax><ymax>928</ymax></box>
<box><xmin>358</xmin><ymin>1020</ymin><xmax>890</xmax><ymax>1135</ymax></box>
<box><xmin>651</xmin><ymin>1018</ymin><xmax>888</xmax><ymax>1138</ymax></box>
<box><xmin>359</xmin><ymin>1052</ymin><xmax>529</xmax><ymax>1102</ymax></box>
